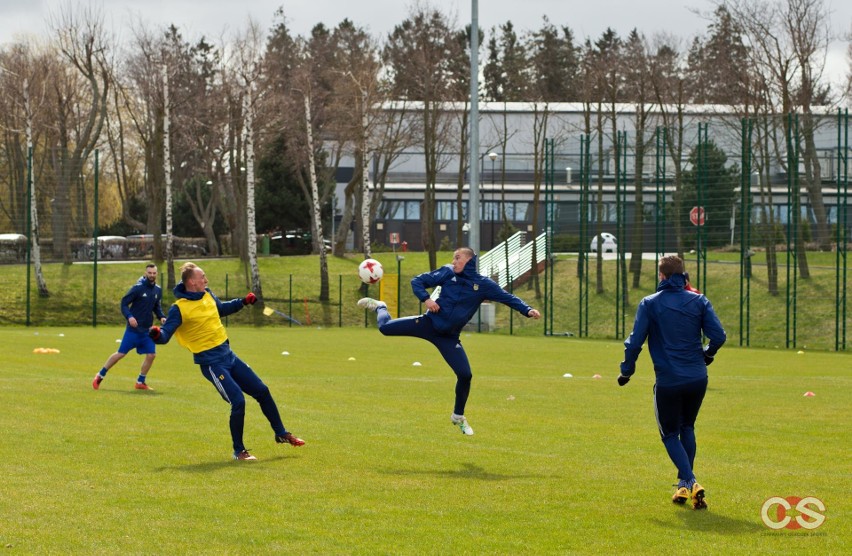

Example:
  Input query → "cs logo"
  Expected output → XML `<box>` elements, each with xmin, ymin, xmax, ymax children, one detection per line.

<box><xmin>760</xmin><ymin>496</ymin><xmax>826</xmax><ymax>530</ymax></box>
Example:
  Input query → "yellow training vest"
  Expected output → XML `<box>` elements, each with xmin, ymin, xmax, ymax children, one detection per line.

<box><xmin>173</xmin><ymin>291</ymin><xmax>228</xmax><ymax>354</ymax></box>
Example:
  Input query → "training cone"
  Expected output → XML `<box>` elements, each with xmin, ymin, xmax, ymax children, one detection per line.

<box><xmin>592</xmin><ymin>374</ymin><xmax>602</xmax><ymax>379</ymax></box>
<box><xmin>803</xmin><ymin>391</ymin><xmax>815</xmax><ymax>397</ymax></box>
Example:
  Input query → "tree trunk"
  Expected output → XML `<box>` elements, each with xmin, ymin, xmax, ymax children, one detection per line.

<box><xmin>244</xmin><ymin>85</ymin><xmax>263</xmax><ymax>300</ymax></box>
<box><xmin>631</xmin><ymin>115</ymin><xmax>646</xmax><ymax>289</ymax></box>
<box><xmin>422</xmin><ymin>100</ymin><xmax>437</xmax><ymax>270</ymax></box>
<box><xmin>595</xmin><ymin>106</ymin><xmax>605</xmax><ymax>294</ymax></box>
<box><xmin>361</xmin><ymin>93</ymin><xmax>372</xmax><ymax>259</ymax></box>
<box><xmin>455</xmin><ymin>105</ymin><xmax>469</xmax><ymax>249</ymax></box>
<box><xmin>304</xmin><ymin>94</ymin><xmax>329</xmax><ymax>301</ymax></box>
<box><xmin>24</xmin><ymin>79</ymin><xmax>49</xmax><ymax>297</ymax></box>
<box><xmin>162</xmin><ymin>66</ymin><xmax>175</xmax><ymax>289</ymax></box>
<box><xmin>800</xmin><ymin>112</ymin><xmax>830</xmax><ymax>253</ymax></box>
<box><xmin>334</xmin><ymin>172</ymin><xmax>358</xmax><ymax>256</ymax></box>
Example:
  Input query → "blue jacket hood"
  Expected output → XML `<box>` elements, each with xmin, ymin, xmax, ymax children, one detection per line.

<box><xmin>458</xmin><ymin>254</ymin><xmax>479</xmax><ymax>278</ymax></box>
<box><xmin>657</xmin><ymin>273</ymin><xmax>687</xmax><ymax>291</ymax></box>
<box><xmin>173</xmin><ymin>282</ymin><xmax>207</xmax><ymax>301</ymax></box>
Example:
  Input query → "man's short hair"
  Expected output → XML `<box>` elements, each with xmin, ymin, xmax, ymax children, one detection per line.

<box><xmin>145</xmin><ymin>263</ymin><xmax>157</xmax><ymax>270</ymax></box>
<box><xmin>456</xmin><ymin>247</ymin><xmax>475</xmax><ymax>259</ymax></box>
<box><xmin>658</xmin><ymin>255</ymin><xmax>684</xmax><ymax>278</ymax></box>
<box><xmin>180</xmin><ymin>262</ymin><xmax>198</xmax><ymax>283</ymax></box>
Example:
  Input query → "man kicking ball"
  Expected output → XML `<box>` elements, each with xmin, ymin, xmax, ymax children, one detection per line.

<box><xmin>358</xmin><ymin>247</ymin><xmax>541</xmax><ymax>436</ymax></box>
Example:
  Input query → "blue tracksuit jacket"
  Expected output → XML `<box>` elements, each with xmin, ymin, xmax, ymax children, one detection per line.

<box><xmin>411</xmin><ymin>255</ymin><xmax>533</xmax><ymax>335</ymax></box>
<box><xmin>620</xmin><ymin>273</ymin><xmax>726</xmax><ymax>387</ymax></box>
<box><xmin>121</xmin><ymin>276</ymin><xmax>166</xmax><ymax>328</ymax></box>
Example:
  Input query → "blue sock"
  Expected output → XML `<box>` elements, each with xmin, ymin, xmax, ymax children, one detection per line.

<box><xmin>137</xmin><ymin>375</ymin><xmax>146</xmax><ymax>383</ymax></box>
<box><xmin>99</xmin><ymin>368</ymin><xmax>107</xmax><ymax>377</ymax></box>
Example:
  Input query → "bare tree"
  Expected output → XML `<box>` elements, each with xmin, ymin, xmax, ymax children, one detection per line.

<box><xmin>722</xmin><ymin>0</ymin><xmax>835</xmax><ymax>270</ymax></box>
<box><xmin>0</xmin><ymin>44</ymin><xmax>52</xmax><ymax>296</ymax></box>
<box><xmin>384</xmin><ymin>7</ymin><xmax>464</xmax><ymax>270</ymax></box>
<box><xmin>48</xmin><ymin>4</ymin><xmax>113</xmax><ymax>262</ymax></box>
<box><xmin>229</xmin><ymin>19</ymin><xmax>266</xmax><ymax>299</ymax></box>
<box><xmin>623</xmin><ymin>30</ymin><xmax>656</xmax><ymax>289</ymax></box>
<box><xmin>649</xmin><ymin>35</ymin><xmax>690</xmax><ymax>260</ymax></box>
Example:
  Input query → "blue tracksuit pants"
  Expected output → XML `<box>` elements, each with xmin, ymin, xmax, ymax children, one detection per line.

<box><xmin>653</xmin><ymin>377</ymin><xmax>708</xmax><ymax>482</ymax></box>
<box><xmin>377</xmin><ymin>308</ymin><xmax>472</xmax><ymax>415</ymax></box>
<box><xmin>200</xmin><ymin>351</ymin><xmax>287</xmax><ymax>454</ymax></box>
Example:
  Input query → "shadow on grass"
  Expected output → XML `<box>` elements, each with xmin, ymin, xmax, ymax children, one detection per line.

<box><xmin>154</xmin><ymin>454</ymin><xmax>296</xmax><ymax>473</ymax></box>
<box><xmin>380</xmin><ymin>462</ymin><xmax>547</xmax><ymax>482</ymax></box>
<box><xmin>93</xmin><ymin>388</ymin><xmax>165</xmax><ymax>397</ymax></box>
<box><xmin>650</xmin><ymin>507</ymin><xmax>764</xmax><ymax>534</ymax></box>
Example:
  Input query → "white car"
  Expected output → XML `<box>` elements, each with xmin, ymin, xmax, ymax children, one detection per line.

<box><xmin>590</xmin><ymin>233</ymin><xmax>618</xmax><ymax>253</ymax></box>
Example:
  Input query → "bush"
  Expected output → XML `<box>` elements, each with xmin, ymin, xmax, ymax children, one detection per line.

<box><xmin>552</xmin><ymin>234</ymin><xmax>580</xmax><ymax>252</ymax></box>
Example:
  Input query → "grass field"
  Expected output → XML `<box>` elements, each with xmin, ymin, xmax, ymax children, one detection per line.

<box><xmin>1</xmin><ymin>248</ymin><xmax>849</xmax><ymax>351</ymax></box>
<box><xmin>2</xmin><ymin>326</ymin><xmax>849</xmax><ymax>554</ymax></box>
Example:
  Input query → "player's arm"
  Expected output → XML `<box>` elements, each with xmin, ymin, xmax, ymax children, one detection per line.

<box><xmin>485</xmin><ymin>281</ymin><xmax>538</xmax><ymax>317</ymax></box>
<box><xmin>154</xmin><ymin>294</ymin><xmax>167</xmax><ymax>322</ymax></box>
<box><xmin>411</xmin><ymin>267</ymin><xmax>452</xmax><ymax>302</ymax></box>
<box><xmin>701</xmin><ymin>298</ymin><xmax>726</xmax><ymax>361</ymax></box>
<box><xmin>120</xmin><ymin>285</ymin><xmax>137</xmax><ymax>325</ymax></box>
<box><xmin>619</xmin><ymin>301</ymin><xmax>650</xmax><ymax>379</ymax></box>
<box><xmin>149</xmin><ymin>305</ymin><xmax>182</xmax><ymax>344</ymax></box>
<box><xmin>210</xmin><ymin>289</ymin><xmax>255</xmax><ymax>317</ymax></box>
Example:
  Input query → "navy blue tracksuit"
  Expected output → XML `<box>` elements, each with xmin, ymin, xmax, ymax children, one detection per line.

<box><xmin>621</xmin><ymin>273</ymin><xmax>726</xmax><ymax>482</ymax></box>
<box><xmin>378</xmin><ymin>255</ymin><xmax>534</xmax><ymax>416</ymax></box>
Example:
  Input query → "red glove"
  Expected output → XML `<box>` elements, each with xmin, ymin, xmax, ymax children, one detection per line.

<box><xmin>243</xmin><ymin>292</ymin><xmax>257</xmax><ymax>305</ymax></box>
<box><xmin>149</xmin><ymin>326</ymin><xmax>161</xmax><ymax>341</ymax></box>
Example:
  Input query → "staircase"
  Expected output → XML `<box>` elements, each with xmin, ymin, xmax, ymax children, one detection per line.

<box><xmin>479</xmin><ymin>231</ymin><xmax>547</xmax><ymax>288</ymax></box>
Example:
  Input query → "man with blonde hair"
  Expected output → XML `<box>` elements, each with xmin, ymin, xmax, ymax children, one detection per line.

<box><xmin>149</xmin><ymin>262</ymin><xmax>304</xmax><ymax>461</ymax></box>
<box><xmin>619</xmin><ymin>255</ymin><xmax>725</xmax><ymax>509</ymax></box>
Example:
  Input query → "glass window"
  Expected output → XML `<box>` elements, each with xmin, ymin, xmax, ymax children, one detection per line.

<box><xmin>380</xmin><ymin>201</ymin><xmax>404</xmax><ymax>220</ymax></box>
<box><xmin>485</xmin><ymin>201</ymin><xmax>501</xmax><ymax>221</ymax></box>
<box><xmin>513</xmin><ymin>202</ymin><xmax>529</xmax><ymax>221</ymax></box>
<box><xmin>504</xmin><ymin>202</ymin><xmax>515</xmax><ymax>221</ymax></box>
<box><xmin>436</xmin><ymin>201</ymin><xmax>456</xmax><ymax>220</ymax></box>
<box><xmin>405</xmin><ymin>201</ymin><xmax>420</xmax><ymax>220</ymax></box>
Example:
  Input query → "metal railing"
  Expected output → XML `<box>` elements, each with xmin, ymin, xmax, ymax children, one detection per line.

<box><xmin>480</xmin><ymin>231</ymin><xmax>547</xmax><ymax>288</ymax></box>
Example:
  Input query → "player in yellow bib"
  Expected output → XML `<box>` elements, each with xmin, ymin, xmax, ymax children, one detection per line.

<box><xmin>150</xmin><ymin>262</ymin><xmax>304</xmax><ymax>461</ymax></box>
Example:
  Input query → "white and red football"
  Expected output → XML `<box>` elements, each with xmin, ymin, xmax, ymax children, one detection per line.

<box><xmin>358</xmin><ymin>258</ymin><xmax>384</xmax><ymax>284</ymax></box>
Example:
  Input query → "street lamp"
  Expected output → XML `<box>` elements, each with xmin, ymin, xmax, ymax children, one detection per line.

<box><xmin>488</xmin><ymin>152</ymin><xmax>497</xmax><ymax>248</ymax></box>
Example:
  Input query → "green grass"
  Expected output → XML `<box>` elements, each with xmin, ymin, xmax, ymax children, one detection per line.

<box><xmin>2</xmin><ymin>326</ymin><xmax>849</xmax><ymax>553</ymax></box>
<box><xmin>1</xmin><ymin>248</ymin><xmax>850</xmax><ymax>350</ymax></box>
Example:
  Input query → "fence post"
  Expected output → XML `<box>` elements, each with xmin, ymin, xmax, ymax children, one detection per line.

<box><xmin>836</xmin><ymin>108</ymin><xmax>849</xmax><ymax>351</ymax></box>
<box><xmin>92</xmin><ymin>149</ymin><xmax>99</xmax><ymax>327</ymax></box>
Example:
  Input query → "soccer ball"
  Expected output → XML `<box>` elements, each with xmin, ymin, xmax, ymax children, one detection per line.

<box><xmin>358</xmin><ymin>258</ymin><xmax>383</xmax><ymax>284</ymax></box>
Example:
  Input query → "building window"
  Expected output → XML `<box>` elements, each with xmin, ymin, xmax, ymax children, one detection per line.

<box><xmin>436</xmin><ymin>201</ymin><xmax>456</xmax><ymax>220</ymax></box>
<box><xmin>406</xmin><ymin>200</ymin><xmax>421</xmax><ymax>220</ymax></box>
<box><xmin>380</xmin><ymin>201</ymin><xmax>404</xmax><ymax>220</ymax></box>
